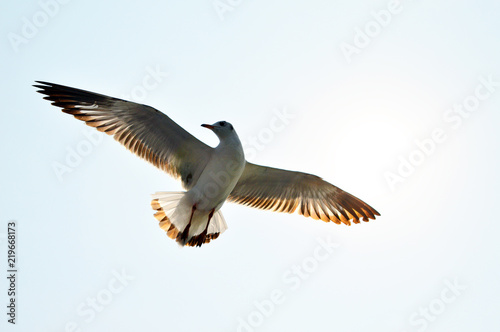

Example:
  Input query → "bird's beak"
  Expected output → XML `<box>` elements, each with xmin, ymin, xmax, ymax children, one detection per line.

<box><xmin>201</xmin><ymin>124</ymin><xmax>215</xmax><ymax>130</ymax></box>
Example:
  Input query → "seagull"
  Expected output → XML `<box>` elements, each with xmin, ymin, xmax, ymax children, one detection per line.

<box><xmin>34</xmin><ymin>81</ymin><xmax>380</xmax><ymax>247</ymax></box>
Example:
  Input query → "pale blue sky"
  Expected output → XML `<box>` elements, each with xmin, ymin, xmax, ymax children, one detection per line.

<box><xmin>1</xmin><ymin>0</ymin><xmax>500</xmax><ymax>331</ymax></box>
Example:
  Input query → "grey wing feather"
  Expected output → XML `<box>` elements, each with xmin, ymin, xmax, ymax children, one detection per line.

<box><xmin>34</xmin><ymin>81</ymin><xmax>212</xmax><ymax>188</ymax></box>
<box><xmin>228</xmin><ymin>162</ymin><xmax>380</xmax><ymax>225</ymax></box>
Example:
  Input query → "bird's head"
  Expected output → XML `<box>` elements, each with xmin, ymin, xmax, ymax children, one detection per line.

<box><xmin>201</xmin><ymin>121</ymin><xmax>236</xmax><ymax>140</ymax></box>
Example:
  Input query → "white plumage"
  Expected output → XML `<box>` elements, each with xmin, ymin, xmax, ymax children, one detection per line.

<box><xmin>35</xmin><ymin>81</ymin><xmax>380</xmax><ymax>247</ymax></box>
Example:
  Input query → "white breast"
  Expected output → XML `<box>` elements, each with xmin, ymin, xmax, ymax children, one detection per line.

<box><xmin>188</xmin><ymin>135</ymin><xmax>245</xmax><ymax>212</ymax></box>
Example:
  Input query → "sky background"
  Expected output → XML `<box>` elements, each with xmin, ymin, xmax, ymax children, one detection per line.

<box><xmin>1</xmin><ymin>0</ymin><xmax>500</xmax><ymax>331</ymax></box>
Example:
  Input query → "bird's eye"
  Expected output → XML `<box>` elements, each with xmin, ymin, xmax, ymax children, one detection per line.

<box><xmin>220</xmin><ymin>121</ymin><xmax>226</xmax><ymax>126</ymax></box>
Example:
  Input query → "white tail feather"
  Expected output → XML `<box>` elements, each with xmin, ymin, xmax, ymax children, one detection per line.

<box><xmin>151</xmin><ymin>191</ymin><xmax>227</xmax><ymax>247</ymax></box>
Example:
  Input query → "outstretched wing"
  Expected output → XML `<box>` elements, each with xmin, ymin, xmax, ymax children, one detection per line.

<box><xmin>34</xmin><ymin>81</ymin><xmax>212</xmax><ymax>188</ymax></box>
<box><xmin>228</xmin><ymin>162</ymin><xmax>380</xmax><ymax>225</ymax></box>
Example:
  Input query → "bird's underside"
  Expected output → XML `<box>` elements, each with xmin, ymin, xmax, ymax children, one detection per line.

<box><xmin>34</xmin><ymin>81</ymin><xmax>380</xmax><ymax>247</ymax></box>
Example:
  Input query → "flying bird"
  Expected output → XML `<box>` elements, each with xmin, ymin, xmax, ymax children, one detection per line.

<box><xmin>34</xmin><ymin>81</ymin><xmax>380</xmax><ymax>247</ymax></box>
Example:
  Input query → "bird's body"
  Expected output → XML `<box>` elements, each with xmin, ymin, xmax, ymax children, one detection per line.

<box><xmin>152</xmin><ymin>124</ymin><xmax>246</xmax><ymax>246</ymax></box>
<box><xmin>190</xmin><ymin>125</ymin><xmax>245</xmax><ymax>212</ymax></box>
<box><xmin>34</xmin><ymin>81</ymin><xmax>380</xmax><ymax>247</ymax></box>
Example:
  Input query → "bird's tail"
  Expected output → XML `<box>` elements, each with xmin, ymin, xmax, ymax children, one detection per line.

<box><xmin>151</xmin><ymin>192</ymin><xmax>227</xmax><ymax>247</ymax></box>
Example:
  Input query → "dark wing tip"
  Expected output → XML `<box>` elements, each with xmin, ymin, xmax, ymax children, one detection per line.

<box><xmin>33</xmin><ymin>81</ymin><xmax>130</xmax><ymax>109</ymax></box>
<box><xmin>33</xmin><ymin>80</ymin><xmax>61</xmax><ymax>90</ymax></box>
<box><xmin>33</xmin><ymin>81</ymin><xmax>75</xmax><ymax>101</ymax></box>
<box><xmin>33</xmin><ymin>81</ymin><xmax>52</xmax><ymax>93</ymax></box>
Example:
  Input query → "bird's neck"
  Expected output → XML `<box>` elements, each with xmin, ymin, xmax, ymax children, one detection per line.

<box><xmin>215</xmin><ymin>133</ymin><xmax>244</xmax><ymax>160</ymax></box>
<box><xmin>217</xmin><ymin>133</ymin><xmax>242</xmax><ymax>149</ymax></box>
